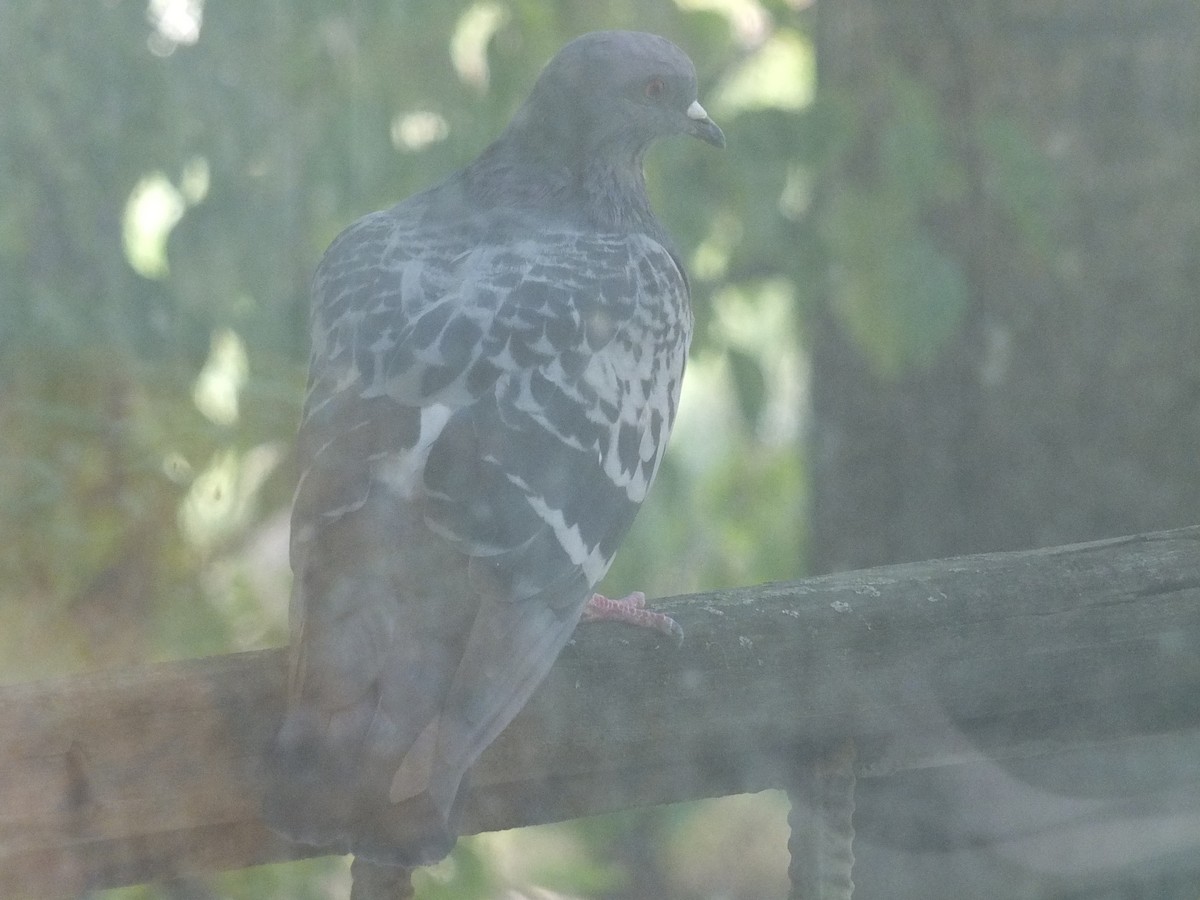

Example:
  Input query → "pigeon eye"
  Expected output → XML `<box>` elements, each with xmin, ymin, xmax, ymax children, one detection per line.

<box><xmin>643</xmin><ymin>76</ymin><xmax>665</xmax><ymax>99</ymax></box>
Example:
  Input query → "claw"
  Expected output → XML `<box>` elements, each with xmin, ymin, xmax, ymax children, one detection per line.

<box><xmin>580</xmin><ymin>591</ymin><xmax>683</xmax><ymax>642</ymax></box>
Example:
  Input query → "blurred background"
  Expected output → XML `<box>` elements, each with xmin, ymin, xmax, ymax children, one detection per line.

<box><xmin>3</xmin><ymin>0</ymin><xmax>1198</xmax><ymax>897</ymax></box>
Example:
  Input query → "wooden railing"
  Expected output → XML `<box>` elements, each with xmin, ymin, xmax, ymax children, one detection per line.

<box><xmin>3</xmin><ymin>527</ymin><xmax>1199</xmax><ymax>898</ymax></box>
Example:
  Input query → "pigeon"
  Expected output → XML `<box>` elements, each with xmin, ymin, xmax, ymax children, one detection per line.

<box><xmin>263</xmin><ymin>29</ymin><xmax>724</xmax><ymax>867</ymax></box>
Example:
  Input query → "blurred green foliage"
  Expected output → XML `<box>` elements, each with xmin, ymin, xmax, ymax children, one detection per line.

<box><xmin>817</xmin><ymin>65</ymin><xmax>1063</xmax><ymax>378</ymax></box>
<box><xmin>820</xmin><ymin>69</ymin><xmax>971</xmax><ymax>377</ymax></box>
<box><xmin>2</xmin><ymin>0</ymin><xmax>823</xmax><ymax>676</ymax></box>
<box><xmin>0</xmin><ymin>0</ymin><xmax>1061</xmax><ymax>896</ymax></box>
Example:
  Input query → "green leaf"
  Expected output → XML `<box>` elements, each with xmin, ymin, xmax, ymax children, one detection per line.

<box><xmin>726</xmin><ymin>345</ymin><xmax>768</xmax><ymax>429</ymax></box>
<box><xmin>826</xmin><ymin>191</ymin><xmax>969</xmax><ymax>377</ymax></box>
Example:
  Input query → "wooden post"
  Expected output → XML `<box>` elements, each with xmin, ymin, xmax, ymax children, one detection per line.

<box><xmin>787</xmin><ymin>742</ymin><xmax>856</xmax><ymax>900</ymax></box>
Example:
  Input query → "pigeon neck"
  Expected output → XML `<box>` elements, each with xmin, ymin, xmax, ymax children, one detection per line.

<box><xmin>471</xmin><ymin>125</ymin><xmax>662</xmax><ymax>235</ymax></box>
<box><xmin>577</xmin><ymin>154</ymin><xmax>660</xmax><ymax>233</ymax></box>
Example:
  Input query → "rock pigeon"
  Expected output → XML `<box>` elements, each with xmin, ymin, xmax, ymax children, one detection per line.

<box><xmin>263</xmin><ymin>30</ymin><xmax>724</xmax><ymax>867</ymax></box>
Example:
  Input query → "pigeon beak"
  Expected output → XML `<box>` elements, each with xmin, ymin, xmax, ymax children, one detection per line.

<box><xmin>685</xmin><ymin>100</ymin><xmax>725</xmax><ymax>149</ymax></box>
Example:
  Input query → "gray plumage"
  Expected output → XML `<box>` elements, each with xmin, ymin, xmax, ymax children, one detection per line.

<box><xmin>263</xmin><ymin>30</ymin><xmax>723</xmax><ymax>866</ymax></box>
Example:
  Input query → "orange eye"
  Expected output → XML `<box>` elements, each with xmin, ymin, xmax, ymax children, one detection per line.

<box><xmin>644</xmin><ymin>76</ymin><xmax>665</xmax><ymax>99</ymax></box>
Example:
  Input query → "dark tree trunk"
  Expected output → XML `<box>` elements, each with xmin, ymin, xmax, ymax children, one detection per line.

<box><xmin>810</xmin><ymin>0</ymin><xmax>1200</xmax><ymax>896</ymax></box>
<box><xmin>811</xmin><ymin>0</ymin><xmax>1200</xmax><ymax>572</ymax></box>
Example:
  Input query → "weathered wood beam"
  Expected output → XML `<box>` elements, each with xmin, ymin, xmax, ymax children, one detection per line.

<box><xmin>3</xmin><ymin>527</ymin><xmax>1199</xmax><ymax>897</ymax></box>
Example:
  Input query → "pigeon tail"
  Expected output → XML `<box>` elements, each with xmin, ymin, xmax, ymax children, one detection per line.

<box><xmin>263</xmin><ymin>705</ymin><xmax>466</xmax><ymax>867</ymax></box>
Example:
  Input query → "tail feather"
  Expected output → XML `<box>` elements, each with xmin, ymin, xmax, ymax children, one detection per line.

<box><xmin>263</xmin><ymin>706</ymin><xmax>463</xmax><ymax>867</ymax></box>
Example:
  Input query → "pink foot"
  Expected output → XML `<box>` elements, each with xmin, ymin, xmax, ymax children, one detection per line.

<box><xmin>580</xmin><ymin>591</ymin><xmax>683</xmax><ymax>642</ymax></box>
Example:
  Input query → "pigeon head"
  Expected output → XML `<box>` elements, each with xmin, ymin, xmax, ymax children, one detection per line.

<box><xmin>507</xmin><ymin>31</ymin><xmax>725</xmax><ymax>166</ymax></box>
